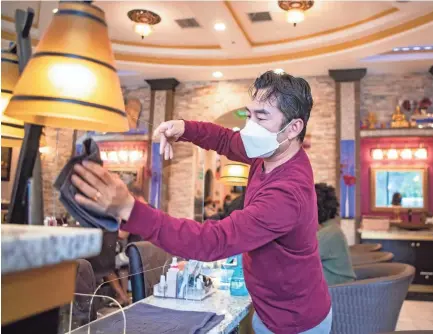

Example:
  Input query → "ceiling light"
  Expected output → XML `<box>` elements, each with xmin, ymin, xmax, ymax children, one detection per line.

<box><xmin>286</xmin><ymin>9</ymin><xmax>304</xmax><ymax>25</ymax></box>
<box><xmin>213</xmin><ymin>71</ymin><xmax>223</xmax><ymax>78</ymax></box>
<box><xmin>278</xmin><ymin>1</ymin><xmax>314</xmax><ymax>27</ymax></box>
<box><xmin>52</xmin><ymin>8</ymin><xmax>58</xmax><ymax>14</ymax></box>
<box><xmin>393</xmin><ymin>47</ymin><xmax>400</xmax><ymax>52</ymax></box>
<box><xmin>274</xmin><ymin>69</ymin><xmax>285</xmax><ymax>75</ymax></box>
<box><xmin>134</xmin><ymin>23</ymin><xmax>153</xmax><ymax>38</ymax></box>
<box><xmin>402</xmin><ymin>47</ymin><xmax>410</xmax><ymax>51</ymax></box>
<box><xmin>127</xmin><ymin>9</ymin><xmax>161</xmax><ymax>39</ymax></box>
<box><xmin>413</xmin><ymin>46</ymin><xmax>421</xmax><ymax>51</ymax></box>
<box><xmin>214</xmin><ymin>22</ymin><xmax>226</xmax><ymax>31</ymax></box>
<box><xmin>424</xmin><ymin>46</ymin><xmax>433</xmax><ymax>50</ymax></box>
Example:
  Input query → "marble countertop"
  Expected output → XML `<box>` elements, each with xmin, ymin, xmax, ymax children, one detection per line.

<box><xmin>1</xmin><ymin>224</ymin><xmax>103</xmax><ymax>275</ymax></box>
<box><xmin>360</xmin><ymin>227</ymin><xmax>433</xmax><ymax>241</ymax></box>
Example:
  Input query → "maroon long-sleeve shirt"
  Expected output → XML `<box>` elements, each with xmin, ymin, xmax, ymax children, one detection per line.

<box><xmin>123</xmin><ymin>121</ymin><xmax>331</xmax><ymax>333</ymax></box>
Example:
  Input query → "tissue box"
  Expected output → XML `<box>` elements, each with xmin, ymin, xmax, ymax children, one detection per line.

<box><xmin>361</xmin><ymin>216</ymin><xmax>390</xmax><ymax>231</ymax></box>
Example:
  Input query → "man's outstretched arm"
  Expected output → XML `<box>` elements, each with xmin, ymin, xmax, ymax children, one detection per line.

<box><xmin>121</xmin><ymin>189</ymin><xmax>299</xmax><ymax>261</ymax></box>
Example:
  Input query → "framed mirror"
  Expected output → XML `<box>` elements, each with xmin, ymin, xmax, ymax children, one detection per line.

<box><xmin>370</xmin><ymin>166</ymin><xmax>428</xmax><ymax>211</ymax></box>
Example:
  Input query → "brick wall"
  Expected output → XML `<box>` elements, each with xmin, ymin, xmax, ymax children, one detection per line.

<box><xmin>361</xmin><ymin>73</ymin><xmax>433</xmax><ymax>125</ymax></box>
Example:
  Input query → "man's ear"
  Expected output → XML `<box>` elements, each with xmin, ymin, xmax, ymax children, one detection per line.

<box><xmin>288</xmin><ymin>119</ymin><xmax>304</xmax><ymax>140</ymax></box>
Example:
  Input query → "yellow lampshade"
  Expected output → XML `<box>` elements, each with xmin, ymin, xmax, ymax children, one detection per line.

<box><xmin>1</xmin><ymin>51</ymin><xmax>25</xmax><ymax>148</ymax></box>
<box><xmin>4</xmin><ymin>2</ymin><xmax>129</xmax><ymax>133</ymax></box>
<box><xmin>220</xmin><ymin>163</ymin><xmax>249</xmax><ymax>186</ymax></box>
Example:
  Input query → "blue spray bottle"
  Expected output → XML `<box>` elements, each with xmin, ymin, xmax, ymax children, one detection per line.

<box><xmin>229</xmin><ymin>254</ymin><xmax>249</xmax><ymax>296</ymax></box>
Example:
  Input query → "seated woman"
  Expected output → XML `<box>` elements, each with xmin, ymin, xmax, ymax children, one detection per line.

<box><xmin>316</xmin><ymin>183</ymin><xmax>356</xmax><ymax>286</ymax></box>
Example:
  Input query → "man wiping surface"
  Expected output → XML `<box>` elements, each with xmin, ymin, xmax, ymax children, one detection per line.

<box><xmin>71</xmin><ymin>71</ymin><xmax>332</xmax><ymax>334</ymax></box>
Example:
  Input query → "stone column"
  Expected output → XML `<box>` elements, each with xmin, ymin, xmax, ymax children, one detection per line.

<box><xmin>146</xmin><ymin>79</ymin><xmax>179</xmax><ymax>212</ymax></box>
<box><xmin>329</xmin><ymin>69</ymin><xmax>366</xmax><ymax>245</ymax></box>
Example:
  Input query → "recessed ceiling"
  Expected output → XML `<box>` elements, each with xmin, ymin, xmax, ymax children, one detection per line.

<box><xmin>1</xmin><ymin>1</ymin><xmax>433</xmax><ymax>82</ymax></box>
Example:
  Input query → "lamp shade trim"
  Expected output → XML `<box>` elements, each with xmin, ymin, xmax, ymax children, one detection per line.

<box><xmin>1</xmin><ymin>58</ymin><xmax>19</xmax><ymax>65</ymax></box>
<box><xmin>55</xmin><ymin>9</ymin><xmax>107</xmax><ymax>26</ymax></box>
<box><xmin>10</xmin><ymin>95</ymin><xmax>127</xmax><ymax>117</ymax></box>
<box><xmin>60</xmin><ymin>1</ymin><xmax>105</xmax><ymax>14</ymax></box>
<box><xmin>220</xmin><ymin>176</ymin><xmax>249</xmax><ymax>180</ymax></box>
<box><xmin>2</xmin><ymin>135</ymin><xmax>21</xmax><ymax>139</ymax></box>
<box><xmin>32</xmin><ymin>52</ymin><xmax>116</xmax><ymax>72</ymax></box>
<box><xmin>1</xmin><ymin>122</ymin><xmax>24</xmax><ymax>130</ymax></box>
<box><xmin>1</xmin><ymin>89</ymin><xmax>13</xmax><ymax>94</ymax></box>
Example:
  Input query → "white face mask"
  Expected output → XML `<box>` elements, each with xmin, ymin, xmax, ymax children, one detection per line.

<box><xmin>240</xmin><ymin>120</ymin><xmax>291</xmax><ymax>158</ymax></box>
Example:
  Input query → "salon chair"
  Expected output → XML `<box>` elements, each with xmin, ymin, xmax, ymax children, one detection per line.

<box><xmin>125</xmin><ymin>241</ymin><xmax>173</xmax><ymax>302</ymax></box>
<box><xmin>351</xmin><ymin>251</ymin><xmax>394</xmax><ymax>267</ymax></box>
<box><xmin>349</xmin><ymin>243</ymin><xmax>382</xmax><ymax>253</ymax></box>
<box><xmin>330</xmin><ymin>263</ymin><xmax>414</xmax><ymax>334</ymax></box>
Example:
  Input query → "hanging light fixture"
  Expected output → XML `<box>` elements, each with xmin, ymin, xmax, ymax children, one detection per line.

<box><xmin>127</xmin><ymin>9</ymin><xmax>161</xmax><ymax>39</ymax></box>
<box><xmin>278</xmin><ymin>1</ymin><xmax>314</xmax><ymax>27</ymax></box>
<box><xmin>1</xmin><ymin>50</ymin><xmax>25</xmax><ymax>148</ymax></box>
<box><xmin>220</xmin><ymin>163</ymin><xmax>250</xmax><ymax>186</ymax></box>
<box><xmin>4</xmin><ymin>1</ymin><xmax>129</xmax><ymax>133</ymax></box>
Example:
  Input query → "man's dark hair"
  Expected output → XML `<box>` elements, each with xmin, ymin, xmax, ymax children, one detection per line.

<box><xmin>315</xmin><ymin>183</ymin><xmax>339</xmax><ymax>224</ymax></box>
<box><xmin>250</xmin><ymin>70</ymin><xmax>313</xmax><ymax>141</ymax></box>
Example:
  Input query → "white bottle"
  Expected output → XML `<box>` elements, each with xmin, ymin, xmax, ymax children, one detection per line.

<box><xmin>158</xmin><ymin>274</ymin><xmax>166</xmax><ymax>296</ymax></box>
<box><xmin>166</xmin><ymin>257</ymin><xmax>179</xmax><ymax>298</ymax></box>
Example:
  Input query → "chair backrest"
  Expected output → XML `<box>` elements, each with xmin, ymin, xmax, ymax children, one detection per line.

<box><xmin>351</xmin><ymin>251</ymin><xmax>394</xmax><ymax>267</ymax></box>
<box><xmin>125</xmin><ymin>241</ymin><xmax>173</xmax><ymax>303</ymax></box>
<box><xmin>330</xmin><ymin>263</ymin><xmax>415</xmax><ymax>334</ymax></box>
<box><xmin>86</xmin><ymin>231</ymin><xmax>117</xmax><ymax>280</ymax></box>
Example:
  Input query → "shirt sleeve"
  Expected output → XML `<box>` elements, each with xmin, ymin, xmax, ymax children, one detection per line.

<box><xmin>122</xmin><ymin>188</ymin><xmax>300</xmax><ymax>261</ymax></box>
<box><xmin>179</xmin><ymin>121</ymin><xmax>252</xmax><ymax>165</ymax></box>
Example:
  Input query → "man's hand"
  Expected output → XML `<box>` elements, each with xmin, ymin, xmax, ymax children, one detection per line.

<box><xmin>72</xmin><ymin>161</ymin><xmax>136</xmax><ymax>221</ymax></box>
<box><xmin>153</xmin><ymin>120</ymin><xmax>185</xmax><ymax>160</ymax></box>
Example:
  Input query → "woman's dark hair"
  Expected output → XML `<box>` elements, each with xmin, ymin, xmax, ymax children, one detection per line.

<box><xmin>249</xmin><ymin>70</ymin><xmax>313</xmax><ymax>141</ymax></box>
<box><xmin>315</xmin><ymin>183</ymin><xmax>339</xmax><ymax>224</ymax></box>
<box><xmin>224</xmin><ymin>195</ymin><xmax>232</xmax><ymax>202</ymax></box>
<box><xmin>392</xmin><ymin>192</ymin><xmax>402</xmax><ymax>206</ymax></box>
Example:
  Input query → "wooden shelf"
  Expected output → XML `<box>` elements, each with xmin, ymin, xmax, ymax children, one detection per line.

<box><xmin>360</xmin><ymin>128</ymin><xmax>433</xmax><ymax>138</ymax></box>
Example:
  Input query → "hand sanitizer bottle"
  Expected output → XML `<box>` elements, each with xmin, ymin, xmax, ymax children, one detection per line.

<box><xmin>166</xmin><ymin>257</ymin><xmax>179</xmax><ymax>298</ymax></box>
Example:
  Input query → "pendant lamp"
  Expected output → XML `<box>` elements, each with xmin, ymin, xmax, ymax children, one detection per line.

<box><xmin>4</xmin><ymin>1</ymin><xmax>129</xmax><ymax>133</ymax></box>
<box><xmin>220</xmin><ymin>163</ymin><xmax>250</xmax><ymax>186</ymax></box>
<box><xmin>1</xmin><ymin>51</ymin><xmax>25</xmax><ymax>148</ymax></box>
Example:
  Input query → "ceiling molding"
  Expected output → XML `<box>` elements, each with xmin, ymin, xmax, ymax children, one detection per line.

<box><xmin>1</xmin><ymin>1</ymin><xmax>42</xmax><ymax>29</ymax></box>
<box><xmin>223</xmin><ymin>1</ymin><xmax>253</xmax><ymax>47</ymax></box>
<box><xmin>111</xmin><ymin>39</ymin><xmax>221</xmax><ymax>50</ymax></box>
<box><xmin>2</xmin><ymin>10</ymin><xmax>432</xmax><ymax>67</ymax></box>
<box><xmin>1</xmin><ymin>30</ymin><xmax>39</xmax><ymax>47</ymax></box>
<box><xmin>252</xmin><ymin>7</ymin><xmax>400</xmax><ymax>47</ymax></box>
<box><xmin>112</xmin><ymin>11</ymin><xmax>433</xmax><ymax>66</ymax></box>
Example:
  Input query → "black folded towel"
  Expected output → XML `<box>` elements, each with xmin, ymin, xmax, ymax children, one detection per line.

<box><xmin>71</xmin><ymin>303</ymin><xmax>225</xmax><ymax>334</ymax></box>
<box><xmin>54</xmin><ymin>138</ymin><xmax>119</xmax><ymax>232</ymax></box>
